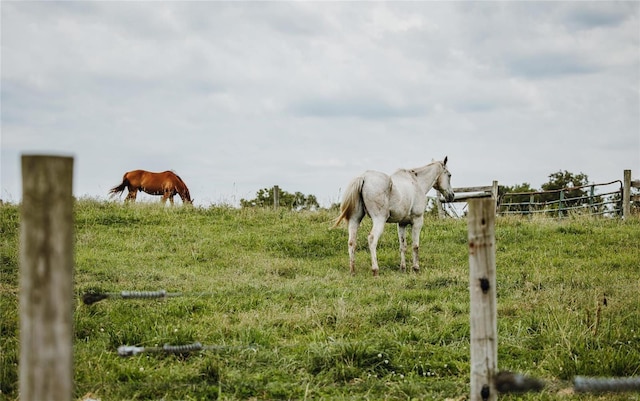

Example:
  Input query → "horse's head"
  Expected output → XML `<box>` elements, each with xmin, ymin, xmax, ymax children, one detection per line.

<box><xmin>181</xmin><ymin>194</ymin><xmax>193</xmax><ymax>206</ymax></box>
<box><xmin>433</xmin><ymin>156</ymin><xmax>455</xmax><ymax>202</ymax></box>
<box><xmin>179</xmin><ymin>184</ymin><xmax>193</xmax><ymax>205</ymax></box>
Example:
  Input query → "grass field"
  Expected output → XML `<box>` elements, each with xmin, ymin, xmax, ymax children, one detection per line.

<box><xmin>1</xmin><ymin>200</ymin><xmax>639</xmax><ymax>400</ymax></box>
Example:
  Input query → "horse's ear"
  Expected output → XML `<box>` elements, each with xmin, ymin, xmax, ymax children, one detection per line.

<box><xmin>443</xmin><ymin>156</ymin><xmax>448</xmax><ymax>165</ymax></box>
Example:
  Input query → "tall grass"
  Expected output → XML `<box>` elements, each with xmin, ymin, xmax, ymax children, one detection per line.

<box><xmin>1</xmin><ymin>200</ymin><xmax>639</xmax><ymax>400</ymax></box>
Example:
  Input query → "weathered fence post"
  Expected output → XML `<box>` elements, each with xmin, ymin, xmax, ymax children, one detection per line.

<box><xmin>491</xmin><ymin>180</ymin><xmax>498</xmax><ymax>200</ymax></box>
<box><xmin>528</xmin><ymin>193</ymin><xmax>535</xmax><ymax>216</ymax></box>
<box><xmin>623</xmin><ymin>170</ymin><xmax>631</xmax><ymax>218</ymax></box>
<box><xmin>558</xmin><ymin>190</ymin><xmax>565</xmax><ymax>218</ymax></box>
<box><xmin>273</xmin><ymin>185</ymin><xmax>280</xmax><ymax>209</ymax></box>
<box><xmin>20</xmin><ymin>155</ymin><xmax>74</xmax><ymax>401</ymax></box>
<box><xmin>468</xmin><ymin>198</ymin><xmax>497</xmax><ymax>401</ymax></box>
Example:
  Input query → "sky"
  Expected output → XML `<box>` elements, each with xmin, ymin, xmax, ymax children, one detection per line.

<box><xmin>2</xmin><ymin>1</ymin><xmax>639</xmax><ymax>208</ymax></box>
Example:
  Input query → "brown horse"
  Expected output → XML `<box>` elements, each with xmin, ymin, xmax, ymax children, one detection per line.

<box><xmin>109</xmin><ymin>170</ymin><xmax>192</xmax><ymax>205</ymax></box>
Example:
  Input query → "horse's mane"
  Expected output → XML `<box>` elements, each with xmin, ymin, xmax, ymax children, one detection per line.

<box><xmin>412</xmin><ymin>160</ymin><xmax>444</xmax><ymax>174</ymax></box>
<box><xmin>165</xmin><ymin>170</ymin><xmax>186</xmax><ymax>186</ymax></box>
<box><xmin>174</xmin><ymin>174</ymin><xmax>186</xmax><ymax>185</ymax></box>
<box><xmin>395</xmin><ymin>160</ymin><xmax>443</xmax><ymax>176</ymax></box>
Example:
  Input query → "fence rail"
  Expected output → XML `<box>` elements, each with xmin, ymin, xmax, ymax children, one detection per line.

<box><xmin>439</xmin><ymin>170</ymin><xmax>637</xmax><ymax>219</ymax></box>
<box><xmin>498</xmin><ymin>180</ymin><xmax>623</xmax><ymax>217</ymax></box>
<box><xmin>435</xmin><ymin>181</ymin><xmax>498</xmax><ymax>217</ymax></box>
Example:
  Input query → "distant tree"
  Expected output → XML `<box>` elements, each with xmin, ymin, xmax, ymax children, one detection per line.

<box><xmin>541</xmin><ymin>170</ymin><xmax>588</xmax><ymax>193</ymax></box>
<box><xmin>240</xmin><ymin>187</ymin><xmax>319</xmax><ymax>210</ymax></box>
<box><xmin>539</xmin><ymin>170</ymin><xmax>604</xmax><ymax>214</ymax></box>
<box><xmin>502</xmin><ymin>183</ymin><xmax>538</xmax><ymax>194</ymax></box>
<box><xmin>539</xmin><ymin>170</ymin><xmax>588</xmax><ymax>206</ymax></box>
<box><xmin>498</xmin><ymin>183</ymin><xmax>539</xmax><ymax>214</ymax></box>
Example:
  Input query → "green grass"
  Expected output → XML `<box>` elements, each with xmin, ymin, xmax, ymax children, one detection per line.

<box><xmin>1</xmin><ymin>200</ymin><xmax>639</xmax><ymax>400</ymax></box>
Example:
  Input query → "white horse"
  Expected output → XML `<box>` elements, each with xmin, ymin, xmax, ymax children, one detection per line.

<box><xmin>334</xmin><ymin>157</ymin><xmax>455</xmax><ymax>276</ymax></box>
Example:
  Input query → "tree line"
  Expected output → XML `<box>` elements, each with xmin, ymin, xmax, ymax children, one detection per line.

<box><xmin>240</xmin><ymin>187</ymin><xmax>319</xmax><ymax>210</ymax></box>
<box><xmin>240</xmin><ymin>170</ymin><xmax>638</xmax><ymax>214</ymax></box>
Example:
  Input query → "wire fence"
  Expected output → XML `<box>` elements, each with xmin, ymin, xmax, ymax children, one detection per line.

<box><xmin>498</xmin><ymin>180</ymin><xmax>624</xmax><ymax>218</ymax></box>
<box><xmin>437</xmin><ymin>170</ymin><xmax>639</xmax><ymax>219</ymax></box>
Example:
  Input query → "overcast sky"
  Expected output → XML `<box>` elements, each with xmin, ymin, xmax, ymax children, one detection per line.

<box><xmin>2</xmin><ymin>1</ymin><xmax>639</xmax><ymax>207</ymax></box>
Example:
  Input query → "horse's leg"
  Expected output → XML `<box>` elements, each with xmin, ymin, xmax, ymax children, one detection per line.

<box><xmin>125</xmin><ymin>189</ymin><xmax>137</xmax><ymax>203</ymax></box>
<box><xmin>397</xmin><ymin>223</ymin><xmax>408</xmax><ymax>272</ymax></box>
<box><xmin>368</xmin><ymin>217</ymin><xmax>386</xmax><ymax>276</ymax></box>
<box><xmin>161</xmin><ymin>188</ymin><xmax>173</xmax><ymax>205</ymax></box>
<box><xmin>410</xmin><ymin>216</ymin><xmax>424</xmax><ymax>272</ymax></box>
<box><xmin>347</xmin><ymin>218</ymin><xmax>360</xmax><ymax>276</ymax></box>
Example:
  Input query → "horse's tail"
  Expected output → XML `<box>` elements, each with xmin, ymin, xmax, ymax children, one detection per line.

<box><xmin>109</xmin><ymin>174</ymin><xmax>129</xmax><ymax>197</ymax></box>
<box><xmin>333</xmin><ymin>176</ymin><xmax>365</xmax><ymax>228</ymax></box>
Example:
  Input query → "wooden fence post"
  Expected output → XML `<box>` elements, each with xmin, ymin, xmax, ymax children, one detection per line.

<box><xmin>273</xmin><ymin>185</ymin><xmax>280</xmax><ymax>209</ymax></box>
<box><xmin>468</xmin><ymin>198</ymin><xmax>497</xmax><ymax>401</ymax></box>
<box><xmin>491</xmin><ymin>180</ymin><xmax>499</xmax><ymax>200</ymax></box>
<box><xmin>558</xmin><ymin>190</ymin><xmax>565</xmax><ymax>218</ymax></box>
<box><xmin>623</xmin><ymin>170</ymin><xmax>631</xmax><ymax>218</ymax></box>
<box><xmin>20</xmin><ymin>155</ymin><xmax>74</xmax><ymax>401</ymax></box>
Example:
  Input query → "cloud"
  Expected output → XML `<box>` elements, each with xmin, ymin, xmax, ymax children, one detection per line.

<box><xmin>1</xmin><ymin>2</ymin><xmax>638</xmax><ymax>207</ymax></box>
<box><xmin>290</xmin><ymin>95</ymin><xmax>427</xmax><ymax>119</ymax></box>
<box><xmin>506</xmin><ymin>52</ymin><xmax>600</xmax><ymax>79</ymax></box>
<box><xmin>562</xmin><ymin>3</ymin><xmax>635</xmax><ymax>30</ymax></box>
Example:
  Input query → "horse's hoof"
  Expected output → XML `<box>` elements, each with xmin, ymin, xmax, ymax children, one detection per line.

<box><xmin>372</xmin><ymin>270</ymin><xmax>379</xmax><ymax>277</ymax></box>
